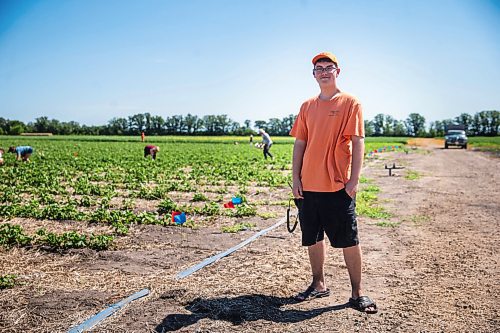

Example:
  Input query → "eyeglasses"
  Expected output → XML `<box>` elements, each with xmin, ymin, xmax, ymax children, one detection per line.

<box><xmin>313</xmin><ymin>66</ymin><xmax>337</xmax><ymax>74</ymax></box>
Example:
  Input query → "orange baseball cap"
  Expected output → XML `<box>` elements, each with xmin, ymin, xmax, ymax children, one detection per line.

<box><xmin>312</xmin><ymin>52</ymin><xmax>338</xmax><ymax>66</ymax></box>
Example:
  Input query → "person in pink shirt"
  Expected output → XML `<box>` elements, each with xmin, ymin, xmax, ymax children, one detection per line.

<box><xmin>144</xmin><ymin>145</ymin><xmax>160</xmax><ymax>160</ymax></box>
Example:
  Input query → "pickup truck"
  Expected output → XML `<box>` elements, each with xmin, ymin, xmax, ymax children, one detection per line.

<box><xmin>444</xmin><ymin>127</ymin><xmax>468</xmax><ymax>149</ymax></box>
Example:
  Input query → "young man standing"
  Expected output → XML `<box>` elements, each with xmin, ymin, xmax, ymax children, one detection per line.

<box><xmin>290</xmin><ymin>52</ymin><xmax>377</xmax><ymax>313</ymax></box>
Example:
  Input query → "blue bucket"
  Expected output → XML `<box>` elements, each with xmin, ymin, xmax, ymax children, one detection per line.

<box><xmin>174</xmin><ymin>212</ymin><xmax>186</xmax><ymax>224</ymax></box>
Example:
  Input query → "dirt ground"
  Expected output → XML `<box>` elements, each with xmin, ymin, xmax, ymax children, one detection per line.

<box><xmin>1</xmin><ymin>139</ymin><xmax>499</xmax><ymax>332</ymax></box>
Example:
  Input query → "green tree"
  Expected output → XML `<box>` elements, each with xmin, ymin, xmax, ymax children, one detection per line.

<box><xmin>364</xmin><ymin>120</ymin><xmax>374</xmax><ymax>136</ymax></box>
<box><xmin>184</xmin><ymin>114</ymin><xmax>198</xmax><ymax>134</ymax></box>
<box><xmin>267</xmin><ymin>118</ymin><xmax>282</xmax><ymax>135</ymax></box>
<box><xmin>455</xmin><ymin>113</ymin><xmax>473</xmax><ymax>134</ymax></box>
<box><xmin>383</xmin><ymin>115</ymin><xmax>394</xmax><ymax>136</ymax></box>
<box><xmin>405</xmin><ymin>113</ymin><xmax>426</xmax><ymax>137</ymax></box>
<box><xmin>254</xmin><ymin>120</ymin><xmax>267</xmax><ymax>132</ymax></box>
<box><xmin>392</xmin><ymin>120</ymin><xmax>406</xmax><ymax>136</ymax></box>
<box><xmin>34</xmin><ymin>116</ymin><xmax>50</xmax><ymax>132</ymax></box>
<box><xmin>8</xmin><ymin>121</ymin><xmax>25</xmax><ymax>135</ymax></box>
<box><xmin>128</xmin><ymin>114</ymin><xmax>146</xmax><ymax>133</ymax></box>
<box><xmin>373</xmin><ymin>114</ymin><xmax>385</xmax><ymax>136</ymax></box>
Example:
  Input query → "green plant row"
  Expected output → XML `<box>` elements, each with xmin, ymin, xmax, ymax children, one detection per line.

<box><xmin>0</xmin><ymin>223</ymin><xmax>113</xmax><ymax>251</ymax></box>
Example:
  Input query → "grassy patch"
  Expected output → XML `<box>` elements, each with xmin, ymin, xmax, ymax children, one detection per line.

<box><xmin>257</xmin><ymin>212</ymin><xmax>278</xmax><ymax>219</ymax></box>
<box><xmin>405</xmin><ymin>170</ymin><xmax>421</xmax><ymax>180</ymax></box>
<box><xmin>406</xmin><ymin>214</ymin><xmax>431</xmax><ymax>224</ymax></box>
<box><xmin>362</xmin><ymin>184</ymin><xmax>380</xmax><ymax>193</ymax></box>
<box><xmin>468</xmin><ymin>136</ymin><xmax>500</xmax><ymax>152</ymax></box>
<box><xmin>221</xmin><ymin>222</ymin><xmax>255</xmax><ymax>233</ymax></box>
<box><xmin>469</xmin><ymin>141</ymin><xmax>500</xmax><ymax>156</ymax></box>
<box><xmin>375</xmin><ymin>221</ymin><xmax>401</xmax><ymax>227</ymax></box>
<box><xmin>359</xmin><ymin>176</ymin><xmax>371</xmax><ymax>184</ymax></box>
<box><xmin>356</xmin><ymin>183</ymin><xmax>392</xmax><ymax>219</ymax></box>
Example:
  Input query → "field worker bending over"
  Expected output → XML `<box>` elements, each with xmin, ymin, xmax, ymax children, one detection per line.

<box><xmin>290</xmin><ymin>52</ymin><xmax>377</xmax><ymax>314</ymax></box>
<box><xmin>144</xmin><ymin>145</ymin><xmax>160</xmax><ymax>160</ymax></box>
<box><xmin>258</xmin><ymin>129</ymin><xmax>273</xmax><ymax>160</ymax></box>
<box><xmin>8</xmin><ymin>146</ymin><xmax>34</xmax><ymax>162</ymax></box>
<box><xmin>0</xmin><ymin>148</ymin><xmax>4</xmax><ymax>165</ymax></box>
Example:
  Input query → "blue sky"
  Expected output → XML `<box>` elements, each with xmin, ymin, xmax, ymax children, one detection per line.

<box><xmin>0</xmin><ymin>0</ymin><xmax>499</xmax><ymax>127</ymax></box>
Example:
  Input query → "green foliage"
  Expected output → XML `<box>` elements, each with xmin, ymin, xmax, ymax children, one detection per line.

<box><xmin>0</xmin><ymin>223</ymin><xmax>113</xmax><ymax>251</ymax></box>
<box><xmin>356</xmin><ymin>183</ymin><xmax>392</xmax><ymax>219</ymax></box>
<box><xmin>227</xmin><ymin>204</ymin><xmax>257</xmax><ymax>217</ymax></box>
<box><xmin>257</xmin><ymin>212</ymin><xmax>278</xmax><ymax>219</ymax></box>
<box><xmin>0</xmin><ymin>274</ymin><xmax>17</xmax><ymax>289</ymax></box>
<box><xmin>468</xmin><ymin>136</ymin><xmax>500</xmax><ymax>152</ymax></box>
<box><xmin>0</xmin><ymin>224</ymin><xmax>32</xmax><ymax>247</ymax></box>
<box><xmin>36</xmin><ymin>229</ymin><xmax>87</xmax><ymax>249</ymax></box>
<box><xmin>158</xmin><ymin>198</ymin><xmax>178</xmax><ymax>214</ymax></box>
<box><xmin>405</xmin><ymin>170</ymin><xmax>421</xmax><ymax>180</ymax></box>
<box><xmin>375</xmin><ymin>221</ymin><xmax>401</xmax><ymax>227</ymax></box>
<box><xmin>359</xmin><ymin>176</ymin><xmax>371</xmax><ymax>184</ymax></box>
<box><xmin>198</xmin><ymin>202</ymin><xmax>221</xmax><ymax>216</ymax></box>
<box><xmin>192</xmin><ymin>192</ymin><xmax>208</xmax><ymax>202</ymax></box>
<box><xmin>88</xmin><ymin>234</ymin><xmax>115</xmax><ymax>250</ymax></box>
<box><xmin>362</xmin><ymin>185</ymin><xmax>380</xmax><ymax>193</ymax></box>
<box><xmin>35</xmin><ymin>228</ymin><xmax>114</xmax><ymax>250</ymax></box>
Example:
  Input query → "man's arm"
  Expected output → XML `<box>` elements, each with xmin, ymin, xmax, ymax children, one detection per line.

<box><xmin>292</xmin><ymin>139</ymin><xmax>307</xmax><ymax>198</ymax></box>
<box><xmin>345</xmin><ymin>135</ymin><xmax>365</xmax><ymax>198</ymax></box>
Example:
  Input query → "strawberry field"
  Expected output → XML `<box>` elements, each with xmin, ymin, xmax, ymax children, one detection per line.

<box><xmin>0</xmin><ymin>136</ymin><xmax>407</xmax><ymax>251</ymax></box>
<box><xmin>0</xmin><ymin>137</ymin><xmax>298</xmax><ymax>250</ymax></box>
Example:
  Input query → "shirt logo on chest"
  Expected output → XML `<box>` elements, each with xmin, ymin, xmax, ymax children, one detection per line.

<box><xmin>328</xmin><ymin>110</ymin><xmax>339</xmax><ymax>116</ymax></box>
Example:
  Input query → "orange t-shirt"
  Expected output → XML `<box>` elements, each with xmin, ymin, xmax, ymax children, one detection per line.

<box><xmin>290</xmin><ymin>92</ymin><xmax>365</xmax><ymax>192</ymax></box>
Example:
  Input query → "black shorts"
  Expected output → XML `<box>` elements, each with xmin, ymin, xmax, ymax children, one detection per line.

<box><xmin>298</xmin><ymin>190</ymin><xmax>359</xmax><ymax>248</ymax></box>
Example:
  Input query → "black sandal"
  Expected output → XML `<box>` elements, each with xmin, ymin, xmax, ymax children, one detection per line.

<box><xmin>294</xmin><ymin>286</ymin><xmax>330</xmax><ymax>302</ymax></box>
<box><xmin>349</xmin><ymin>296</ymin><xmax>378</xmax><ymax>314</ymax></box>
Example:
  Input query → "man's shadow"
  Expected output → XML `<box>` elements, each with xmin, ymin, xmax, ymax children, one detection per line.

<box><xmin>155</xmin><ymin>293</ymin><xmax>349</xmax><ymax>332</ymax></box>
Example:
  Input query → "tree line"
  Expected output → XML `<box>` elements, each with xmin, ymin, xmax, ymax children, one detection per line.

<box><xmin>365</xmin><ymin>111</ymin><xmax>498</xmax><ymax>137</ymax></box>
<box><xmin>0</xmin><ymin>110</ymin><xmax>497</xmax><ymax>137</ymax></box>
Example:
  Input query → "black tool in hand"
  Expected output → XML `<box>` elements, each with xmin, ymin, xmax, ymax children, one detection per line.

<box><xmin>287</xmin><ymin>198</ymin><xmax>303</xmax><ymax>233</ymax></box>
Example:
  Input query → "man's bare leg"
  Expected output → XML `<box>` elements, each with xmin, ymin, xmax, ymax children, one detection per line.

<box><xmin>344</xmin><ymin>244</ymin><xmax>377</xmax><ymax>312</ymax></box>
<box><xmin>343</xmin><ymin>244</ymin><xmax>362</xmax><ymax>298</ymax></box>
<box><xmin>309</xmin><ymin>240</ymin><xmax>327</xmax><ymax>291</ymax></box>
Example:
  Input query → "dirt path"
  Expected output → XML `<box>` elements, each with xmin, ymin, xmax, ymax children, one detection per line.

<box><xmin>2</xmin><ymin>143</ymin><xmax>498</xmax><ymax>332</ymax></box>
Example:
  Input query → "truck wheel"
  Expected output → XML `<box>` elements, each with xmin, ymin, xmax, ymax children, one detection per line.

<box><xmin>463</xmin><ymin>144</ymin><xmax>467</xmax><ymax>149</ymax></box>
<box><xmin>445</xmin><ymin>143</ymin><xmax>448</xmax><ymax>149</ymax></box>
